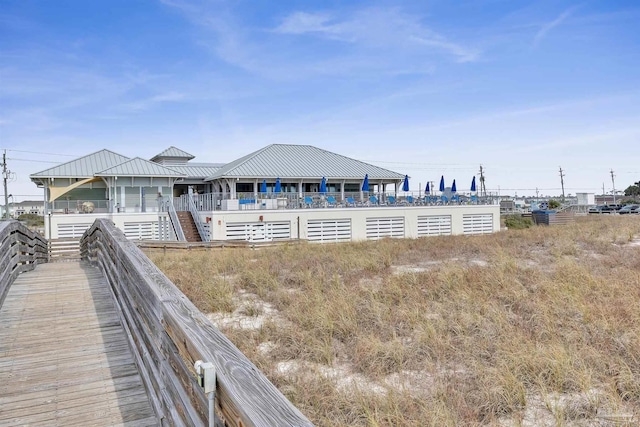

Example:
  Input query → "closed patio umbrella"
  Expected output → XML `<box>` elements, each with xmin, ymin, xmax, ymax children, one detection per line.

<box><xmin>425</xmin><ymin>182</ymin><xmax>430</xmax><ymax>194</ymax></box>
<box><xmin>451</xmin><ymin>179</ymin><xmax>457</xmax><ymax>193</ymax></box>
<box><xmin>260</xmin><ymin>179</ymin><xmax>267</xmax><ymax>194</ymax></box>
<box><xmin>471</xmin><ymin>176</ymin><xmax>476</xmax><ymax>192</ymax></box>
<box><xmin>402</xmin><ymin>175</ymin><xmax>410</xmax><ymax>192</ymax></box>
<box><xmin>439</xmin><ymin>176</ymin><xmax>445</xmax><ymax>192</ymax></box>
<box><xmin>362</xmin><ymin>174</ymin><xmax>369</xmax><ymax>192</ymax></box>
<box><xmin>320</xmin><ymin>177</ymin><xmax>327</xmax><ymax>194</ymax></box>
<box><xmin>275</xmin><ymin>177</ymin><xmax>282</xmax><ymax>194</ymax></box>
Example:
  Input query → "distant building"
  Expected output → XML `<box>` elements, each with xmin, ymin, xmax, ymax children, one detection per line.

<box><xmin>13</xmin><ymin>200</ymin><xmax>45</xmax><ymax>216</ymax></box>
<box><xmin>576</xmin><ymin>193</ymin><xmax>595</xmax><ymax>206</ymax></box>
<box><xmin>0</xmin><ymin>200</ymin><xmax>44</xmax><ymax>218</ymax></box>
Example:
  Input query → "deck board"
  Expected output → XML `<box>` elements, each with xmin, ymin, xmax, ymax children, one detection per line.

<box><xmin>0</xmin><ymin>262</ymin><xmax>158</xmax><ymax>426</ymax></box>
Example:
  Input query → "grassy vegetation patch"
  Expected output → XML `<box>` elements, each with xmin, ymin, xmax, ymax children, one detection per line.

<box><xmin>147</xmin><ymin>216</ymin><xmax>640</xmax><ymax>426</ymax></box>
<box><xmin>504</xmin><ymin>214</ymin><xmax>534</xmax><ymax>229</ymax></box>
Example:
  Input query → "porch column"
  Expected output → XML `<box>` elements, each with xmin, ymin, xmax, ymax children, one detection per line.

<box><xmin>299</xmin><ymin>179</ymin><xmax>304</xmax><ymax>198</ymax></box>
<box><xmin>227</xmin><ymin>179</ymin><xmax>237</xmax><ymax>199</ymax></box>
<box><xmin>254</xmin><ymin>179</ymin><xmax>258</xmax><ymax>200</ymax></box>
<box><xmin>341</xmin><ymin>180</ymin><xmax>345</xmax><ymax>202</ymax></box>
<box><xmin>43</xmin><ymin>182</ymin><xmax>49</xmax><ymax>215</ymax></box>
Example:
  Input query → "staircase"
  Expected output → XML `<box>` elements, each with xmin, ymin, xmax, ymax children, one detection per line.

<box><xmin>177</xmin><ymin>212</ymin><xmax>202</xmax><ymax>242</ymax></box>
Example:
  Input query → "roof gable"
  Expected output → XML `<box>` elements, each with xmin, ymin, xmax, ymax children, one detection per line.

<box><xmin>166</xmin><ymin>164</ymin><xmax>225</xmax><ymax>178</ymax></box>
<box><xmin>30</xmin><ymin>149</ymin><xmax>130</xmax><ymax>178</ymax></box>
<box><xmin>150</xmin><ymin>146</ymin><xmax>195</xmax><ymax>162</ymax></box>
<box><xmin>95</xmin><ymin>157</ymin><xmax>186</xmax><ymax>177</ymax></box>
<box><xmin>206</xmin><ymin>144</ymin><xmax>405</xmax><ymax>181</ymax></box>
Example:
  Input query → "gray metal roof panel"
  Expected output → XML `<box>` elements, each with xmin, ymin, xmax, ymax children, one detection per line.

<box><xmin>205</xmin><ymin>144</ymin><xmax>405</xmax><ymax>181</ymax></box>
<box><xmin>95</xmin><ymin>157</ymin><xmax>186</xmax><ymax>177</ymax></box>
<box><xmin>150</xmin><ymin>146</ymin><xmax>195</xmax><ymax>161</ymax></box>
<box><xmin>30</xmin><ymin>149</ymin><xmax>130</xmax><ymax>178</ymax></box>
<box><xmin>167</xmin><ymin>165</ymin><xmax>223</xmax><ymax>178</ymax></box>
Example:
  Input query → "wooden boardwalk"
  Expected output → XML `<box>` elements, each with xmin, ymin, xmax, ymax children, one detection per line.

<box><xmin>0</xmin><ymin>262</ymin><xmax>158</xmax><ymax>427</ymax></box>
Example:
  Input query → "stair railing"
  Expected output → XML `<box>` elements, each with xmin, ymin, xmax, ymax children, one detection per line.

<box><xmin>187</xmin><ymin>195</ymin><xmax>210</xmax><ymax>242</ymax></box>
<box><xmin>161</xmin><ymin>197</ymin><xmax>186</xmax><ymax>241</ymax></box>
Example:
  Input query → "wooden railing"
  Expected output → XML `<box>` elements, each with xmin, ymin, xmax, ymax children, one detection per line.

<box><xmin>0</xmin><ymin>220</ymin><xmax>48</xmax><ymax>306</ymax></box>
<box><xmin>160</xmin><ymin>197</ymin><xmax>186</xmax><ymax>241</ymax></box>
<box><xmin>80</xmin><ymin>218</ymin><xmax>313</xmax><ymax>427</ymax></box>
<box><xmin>187</xmin><ymin>194</ymin><xmax>210</xmax><ymax>242</ymax></box>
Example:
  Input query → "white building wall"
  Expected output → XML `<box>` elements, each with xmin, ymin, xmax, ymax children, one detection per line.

<box><xmin>46</xmin><ymin>212</ymin><xmax>165</xmax><ymax>240</ymax></box>
<box><xmin>45</xmin><ymin>205</ymin><xmax>500</xmax><ymax>242</ymax></box>
<box><xmin>199</xmin><ymin>205</ymin><xmax>500</xmax><ymax>242</ymax></box>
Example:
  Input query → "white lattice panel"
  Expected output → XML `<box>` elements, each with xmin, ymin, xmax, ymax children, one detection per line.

<box><xmin>124</xmin><ymin>222</ymin><xmax>158</xmax><ymax>240</ymax></box>
<box><xmin>225</xmin><ymin>221</ymin><xmax>291</xmax><ymax>242</ymax></box>
<box><xmin>366</xmin><ymin>217</ymin><xmax>405</xmax><ymax>240</ymax></box>
<box><xmin>307</xmin><ymin>219</ymin><xmax>352</xmax><ymax>242</ymax></box>
<box><xmin>57</xmin><ymin>223</ymin><xmax>93</xmax><ymax>239</ymax></box>
<box><xmin>417</xmin><ymin>215</ymin><xmax>452</xmax><ymax>236</ymax></box>
<box><xmin>462</xmin><ymin>214</ymin><xmax>494</xmax><ymax>235</ymax></box>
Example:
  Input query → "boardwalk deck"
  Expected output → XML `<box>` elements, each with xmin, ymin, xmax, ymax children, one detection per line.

<box><xmin>0</xmin><ymin>262</ymin><xmax>158</xmax><ymax>427</ymax></box>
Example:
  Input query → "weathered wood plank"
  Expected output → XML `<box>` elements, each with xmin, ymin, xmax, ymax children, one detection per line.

<box><xmin>0</xmin><ymin>260</ymin><xmax>158</xmax><ymax>426</ymax></box>
<box><xmin>81</xmin><ymin>217</ymin><xmax>313</xmax><ymax>426</ymax></box>
<box><xmin>0</xmin><ymin>220</ymin><xmax>48</xmax><ymax>307</ymax></box>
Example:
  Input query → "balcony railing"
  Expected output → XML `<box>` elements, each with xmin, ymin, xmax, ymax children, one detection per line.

<box><xmin>175</xmin><ymin>191</ymin><xmax>499</xmax><ymax>211</ymax></box>
<box><xmin>48</xmin><ymin>199</ymin><xmax>111</xmax><ymax>214</ymax></box>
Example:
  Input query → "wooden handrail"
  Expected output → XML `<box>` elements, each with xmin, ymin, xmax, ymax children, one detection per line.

<box><xmin>80</xmin><ymin>218</ymin><xmax>313</xmax><ymax>427</ymax></box>
<box><xmin>0</xmin><ymin>220</ymin><xmax>48</xmax><ymax>307</ymax></box>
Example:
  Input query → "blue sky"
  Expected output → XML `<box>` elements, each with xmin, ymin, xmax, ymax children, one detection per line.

<box><xmin>1</xmin><ymin>0</ymin><xmax>639</xmax><ymax>200</ymax></box>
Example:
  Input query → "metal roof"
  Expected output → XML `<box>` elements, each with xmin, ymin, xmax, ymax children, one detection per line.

<box><xmin>150</xmin><ymin>146</ymin><xmax>195</xmax><ymax>162</ymax></box>
<box><xmin>95</xmin><ymin>157</ymin><xmax>186</xmax><ymax>177</ymax></box>
<box><xmin>30</xmin><ymin>149</ymin><xmax>130</xmax><ymax>178</ymax></box>
<box><xmin>205</xmin><ymin>144</ymin><xmax>406</xmax><ymax>181</ymax></box>
<box><xmin>166</xmin><ymin>164</ymin><xmax>224</xmax><ymax>178</ymax></box>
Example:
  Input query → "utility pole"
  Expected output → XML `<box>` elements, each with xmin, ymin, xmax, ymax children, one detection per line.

<box><xmin>2</xmin><ymin>150</ymin><xmax>9</xmax><ymax>220</ymax></box>
<box><xmin>559</xmin><ymin>167</ymin><xmax>565</xmax><ymax>202</ymax></box>
<box><xmin>610</xmin><ymin>169</ymin><xmax>616</xmax><ymax>204</ymax></box>
<box><xmin>478</xmin><ymin>165</ymin><xmax>487</xmax><ymax>197</ymax></box>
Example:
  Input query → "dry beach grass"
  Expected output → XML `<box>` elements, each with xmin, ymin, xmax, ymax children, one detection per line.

<box><xmin>147</xmin><ymin>216</ymin><xmax>640</xmax><ymax>426</ymax></box>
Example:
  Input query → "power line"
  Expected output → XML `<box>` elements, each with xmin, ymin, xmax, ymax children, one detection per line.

<box><xmin>7</xmin><ymin>157</ymin><xmax>62</xmax><ymax>164</ymax></box>
<box><xmin>1</xmin><ymin>148</ymin><xmax>78</xmax><ymax>157</ymax></box>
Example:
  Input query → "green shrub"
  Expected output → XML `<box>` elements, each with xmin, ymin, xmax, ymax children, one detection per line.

<box><xmin>18</xmin><ymin>213</ymin><xmax>44</xmax><ymax>227</ymax></box>
<box><xmin>548</xmin><ymin>199</ymin><xmax>562</xmax><ymax>209</ymax></box>
<box><xmin>504</xmin><ymin>214</ymin><xmax>533</xmax><ymax>229</ymax></box>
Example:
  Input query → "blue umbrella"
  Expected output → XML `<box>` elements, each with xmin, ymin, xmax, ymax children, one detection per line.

<box><xmin>362</xmin><ymin>174</ymin><xmax>369</xmax><ymax>192</ymax></box>
<box><xmin>402</xmin><ymin>175</ymin><xmax>409</xmax><ymax>192</ymax></box>
<box><xmin>451</xmin><ymin>179</ymin><xmax>457</xmax><ymax>193</ymax></box>
<box><xmin>275</xmin><ymin>177</ymin><xmax>282</xmax><ymax>193</ymax></box>
<box><xmin>320</xmin><ymin>177</ymin><xmax>327</xmax><ymax>194</ymax></box>
<box><xmin>470</xmin><ymin>176</ymin><xmax>476</xmax><ymax>192</ymax></box>
<box><xmin>260</xmin><ymin>179</ymin><xmax>267</xmax><ymax>193</ymax></box>
<box><xmin>439</xmin><ymin>175</ymin><xmax>445</xmax><ymax>192</ymax></box>
<box><xmin>425</xmin><ymin>182</ymin><xmax>430</xmax><ymax>194</ymax></box>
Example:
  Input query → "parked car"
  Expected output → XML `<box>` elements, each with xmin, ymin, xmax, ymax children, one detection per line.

<box><xmin>619</xmin><ymin>204</ymin><xmax>640</xmax><ymax>214</ymax></box>
<box><xmin>589</xmin><ymin>205</ymin><xmax>626</xmax><ymax>214</ymax></box>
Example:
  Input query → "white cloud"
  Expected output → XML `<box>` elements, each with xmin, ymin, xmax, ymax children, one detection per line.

<box><xmin>120</xmin><ymin>91</ymin><xmax>186</xmax><ymax>111</ymax></box>
<box><xmin>533</xmin><ymin>6</ymin><xmax>580</xmax><ymax>46</ymax></box>
<box><xmin>274</xmin><ymin>12</ymin><xmax>334</xmax><ymax>34</ymax></box>
<box><xmin>275</xmin><ymin>8</ymin><xmax>480</xmax><ymax>63</ymax></box>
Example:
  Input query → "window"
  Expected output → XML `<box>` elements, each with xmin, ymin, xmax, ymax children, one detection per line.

<box><xmin>236</xmin><ymin>182</ymin><xmax>253</xmax><ymax>192</ymax></box>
